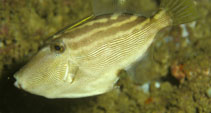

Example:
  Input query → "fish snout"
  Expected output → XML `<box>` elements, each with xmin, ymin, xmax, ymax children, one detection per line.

<box><xmin>14</xmin><ymin>74</ymin><xmax>23</xmax><ymax>89</ymax></box>
<box><xmin>14</xmin><ymin>81</ymin><xmax>23</xmax><ymax>89</ymax></box>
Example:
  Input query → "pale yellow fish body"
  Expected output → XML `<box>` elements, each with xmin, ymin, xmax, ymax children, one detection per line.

<box><xmin>14</xmin><ymin>0</ymin><xmax>198</xmax><ymax>98</ymax></box>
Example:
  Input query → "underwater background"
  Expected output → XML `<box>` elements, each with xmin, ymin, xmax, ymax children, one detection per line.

<box><xmin>0</xmin><ymin>0</ymin><xmax>210</xmax><ymax>113</ymax></box>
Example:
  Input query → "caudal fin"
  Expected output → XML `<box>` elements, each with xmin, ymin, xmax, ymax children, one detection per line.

<box><xmin>160</xmin><ymin>0</ymin><xmax>199</xmax><ymax>25</ymax></box>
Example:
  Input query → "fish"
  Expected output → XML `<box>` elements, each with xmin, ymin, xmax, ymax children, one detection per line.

<box><xmin>14</xmin><ymin>0</ymin><xmax>198</xmax><ymax>98</ymax></box>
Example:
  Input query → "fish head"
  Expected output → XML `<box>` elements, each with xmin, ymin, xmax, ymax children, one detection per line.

<box><xmin>14</xmin><ymin>38</ymin><xmax>78</xmax><ymax>98</ymax></box>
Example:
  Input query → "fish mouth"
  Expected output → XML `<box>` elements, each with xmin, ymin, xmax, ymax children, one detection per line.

<box><xmin>14</xmin><ymin>74</ymin><xmax>22</xmax><ymax>89</ymax></box>
<box><xmin>14</xmin><ymin>81</ymin><xmax>22</xmax><ymax>89</ymax></box>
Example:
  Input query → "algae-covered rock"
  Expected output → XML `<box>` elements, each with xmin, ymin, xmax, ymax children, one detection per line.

<box><xmin>0</xmin><ymin>0</ymin><xmax>211</xmax><ymax>113</ymax></box>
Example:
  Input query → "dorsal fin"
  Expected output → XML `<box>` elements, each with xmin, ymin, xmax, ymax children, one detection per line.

<box><xmin>92</xmin><ymin>0</ymin><xmax>158</xmax><ymax>16</ymax></box>
<box><xmin>45</xmin><ymin>0</ymin><xmax>158</xmax><ymax>43</ymax></box>
<box><xmin>92</xmin><ymin>0</ymin><xmax>117</xmax><ymax>16</ymax></box>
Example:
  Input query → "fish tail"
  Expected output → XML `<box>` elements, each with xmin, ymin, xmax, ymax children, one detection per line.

<box><xmin>160</xmin><ymin>0</ymin><xmax>199</xmax><ymax>25</ymax></box>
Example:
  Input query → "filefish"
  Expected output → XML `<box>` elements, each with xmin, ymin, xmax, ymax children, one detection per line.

<box><xmin>14</xmin><ymin>0</ymin><xmax>198</xmax><ymax>98</ymax></box>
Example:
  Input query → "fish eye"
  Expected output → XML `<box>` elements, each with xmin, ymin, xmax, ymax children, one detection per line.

<box><xmin>50</xmin><ymin>42</ymin><xmax>65</xmax><ymax>53</ymax></box>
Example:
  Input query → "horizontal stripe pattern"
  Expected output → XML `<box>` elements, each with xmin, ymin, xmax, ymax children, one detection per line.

<box><xmin>60</xmin><ymin>12</ymin><xmax>171</xmax><ymax>74</ymax></box>
<box><xmin>64</xmin><ymin>14</ymin><xmax>146</xmax><ymax>50</ymax></box>
<box><xmin>62</xmin><ymin>14</ymin><xmax>140</xmax><ymax>41</ymax></box>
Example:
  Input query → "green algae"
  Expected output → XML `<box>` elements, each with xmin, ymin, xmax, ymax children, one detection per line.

<box><xmin>0</xmin><ymin>0</ymin><xmax>211</xmax><ymax>113</ymax></box>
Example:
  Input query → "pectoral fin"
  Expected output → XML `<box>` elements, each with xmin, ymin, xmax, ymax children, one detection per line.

<box><xmin>63</xmin><ymin>63</ymin><xmax>79</xmax><ymax>84</ymax></box>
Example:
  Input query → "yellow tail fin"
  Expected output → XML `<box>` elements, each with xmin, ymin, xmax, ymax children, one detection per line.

<box><xmin>160</xmin><ymin>0</ymin><xmax>199</xmax><ymax>25</ymax></box>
